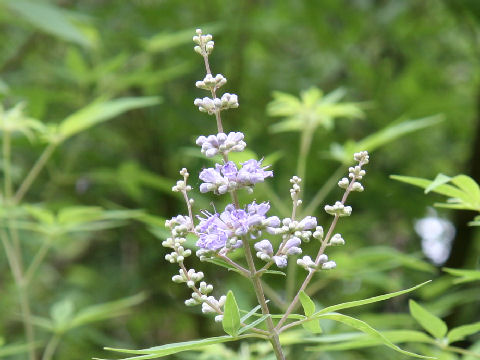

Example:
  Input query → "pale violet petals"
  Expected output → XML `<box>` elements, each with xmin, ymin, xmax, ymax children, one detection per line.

<box><xmin>297</xmin><ymin>255</ymin><xmax>316</xmax><ymax>271</ymax></box>
<box><xmin>255</xmin><ymin>239</ymin><xmax>274</xmax><ymax>261</ymax></box>
<box><xmin>299</xmin><ymin>216</ymin><xmax>317</xmax><ymax>230</ymax></box>
<box><xmin>196</xmin><ymin>202</ymin><xmax>278</xmax><ymax>253</ymax></box>
<box><xmin>273</xmin><ymin>255</ymin><xmax>288</xmax><ymax>268</ymax></box>
<box><xmin>199</xmin><ymin>159</ymin><xmax>273</xmax><ymax>195</ymax></box>
<box><xmin>194</xmin><ymin>93</ymin><xmax>239</xmax><ymax>115</ymax></box>
<box><xmin>283</xmin><ymin>237</ymin><xmax>302</xmax><ymax>255</ymax></box>
<box><xmin>196</xmin><ymin>132</ymin><xmax>246</xmax><ymax>158</ymax></box>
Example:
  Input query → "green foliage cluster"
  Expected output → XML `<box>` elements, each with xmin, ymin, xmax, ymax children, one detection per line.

<box><xmin>0</xmin><ymin>0</ymin><xmax>479</xmax><ymax>359</ymax></box>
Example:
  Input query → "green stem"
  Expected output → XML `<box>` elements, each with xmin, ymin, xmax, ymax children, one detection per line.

<box><xmin>303</xmin><ymin>165</ymin><xmax>345</xmax><ymax>216</ymax></box>
<box><xmin>24</xmin><ymin>238</ymin><xmax>52</xmax><ymax>285</ymax></box>
<box><xmin>3</xmin><ymin>130</ymin><xmax>37</xmax><ymax>360</ymax></box>
<box><xmin>41</xmin><ymin>334</ymin><xmax>61</xmax><ymax>360</ymax></box>
<box><xmin>14</xmin><ymin>143</ymin><xmax>56</xmax><ymax>205</ymax></box>
<box><xmin>444</xmin><ymin>345</ymin><xmax>480</xmax><ymax>358</ymax></box>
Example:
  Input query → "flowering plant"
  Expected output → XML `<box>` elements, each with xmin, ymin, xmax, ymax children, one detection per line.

<box><xmin>101</xmin><ymin>29</ymin><xmax>433</xmax><ymax>360</ymax></box>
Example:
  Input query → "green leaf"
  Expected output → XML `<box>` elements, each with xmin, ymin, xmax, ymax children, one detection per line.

<box><xmin>263</xmin><ymin>270</ymin><xmax>287</xmax><ymax>276</ymax></box>
<box><xmin>57</xmin><ymin>97</ymin><xmax>160</xmax><ymax>141</ymax></box>
<box><xmin>425</xmin><ymin>174</ymin><xmax>452</xmax><ymax>194</ymax></box>
<box><xmin>443</xmin><ymin>267</ymin><xmax>480</xmax><ymax>284</ymax></box>
<box><xmin>316</xmin><ymin>313</ymin><xmax>434</xmax><ymax>358</ymax></box>
<box><xmin>222</xmin><ymin>291</ymin><xmax>241</xmax><ymax>337</ymax></box>
<box><xmin>303</xmin><ymin>319</ymin><xmax>323</xmax><ymax>334</ymax></box>
<box><xmin>313</xmin><ymin>281</ymin><xmax>431</xmax><ymax>317</ymax></box>
<box><xmin>447</xmin><ymin>322</ymin><xmax>480</xmax><ymax>343</ymax></box>
<box><xmin>299</xmin><ymin>291</ymin><xmax>316</xmax><ymax>316</ymax></box>
<box><xmin>238</xmin><ymin>315</ymin><xmax>269</xmax><ymax>335</ymax></box>
<box><xmin>240</xmin><ymin>304</ymin><xmax>263</xmax><ymax>323</ymax></box>
<box><xmin>306</xmin><ymin>330</ymin><xmax>434</xmax><ymax>352</ymax></box>
<box><xmin>409</xmin><ymin>300</ymin><xmax>447</xmax><ymax>339</ymax></box>
<box><xmin>451</xmin><ymin>175</ymin><xmax>480</xmax><ymax>204</ymax></box>
<box><xmin>390</xmin><ymin>175</ymin><xmax>468</xmax><ymax>201</ymax></box>
<box><xmin>98</xmin><ymin>335</ymin><xmax>258</xmax><ymax>359</ymax></box>
<box><xmin>4</xmin><ymin>0</ymin><xmax>93</xmax><ymax>47</ymax></box>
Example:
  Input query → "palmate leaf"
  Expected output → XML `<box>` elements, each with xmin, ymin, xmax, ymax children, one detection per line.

<box><xmin>409</xmin><ymin>300</ymin><xmax>447</xmax><ymax>339</ymax></box>
<box><xmin>314</xmin><ymin>313</ymin><xmax>434</xmax><ymax>359</ymax></box>
<box><xmin>97</xmin><ymin>335</ymin><xmax>260</xmax><ymax>360</ymax></box>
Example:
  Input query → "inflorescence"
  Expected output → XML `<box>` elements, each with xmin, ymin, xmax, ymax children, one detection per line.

<box><xmin>162</xmin><ymin>28</ymin><xmax>369</xmax><ymax>323</ymax></box>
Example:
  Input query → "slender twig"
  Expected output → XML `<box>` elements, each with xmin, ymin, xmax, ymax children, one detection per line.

<box><xmin>2</xmin><ymin>131</ymin><xmax>37</xmax><ymax>360</ymax></box>
<box><xmin>216</xmin><ymin>253</ymin><xmax>250</xmax><ymax>277</ymax></box>
<box><xmin>14</xmin><ymin>143</ymin><xmax>56</xmax><ymax>205</ymax></box>
<box><xmin>41</xmin><ymin>334</ymin><xmax>61</xmax><ymax>360</ymax></box>
<box><xmin>276</xmin><ymin>172</ymin><xmax>360</xmax><ymax>331</ymax></box>
<box><xmin>24</xmin><ymin>239</ymin><xmax>53</xmax><ymax>286</ymax></box>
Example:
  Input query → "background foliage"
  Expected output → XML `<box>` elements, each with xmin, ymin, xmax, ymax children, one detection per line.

<box><xmin>0</xmin><ymin>0</ymin><xmax>479</xmax><ymax>359</ymax></box>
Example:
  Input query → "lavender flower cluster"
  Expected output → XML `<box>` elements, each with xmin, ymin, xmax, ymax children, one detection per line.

<box><xmin>162</xmin><ymin>28</ymin><xmax>369</xmax><ymax>322</ymax></box>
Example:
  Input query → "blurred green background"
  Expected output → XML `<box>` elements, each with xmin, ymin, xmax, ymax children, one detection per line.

<box><xmin>0</xmin><ymin>0</ymin><xmax>479</xmax><ymax>359</ymax></box>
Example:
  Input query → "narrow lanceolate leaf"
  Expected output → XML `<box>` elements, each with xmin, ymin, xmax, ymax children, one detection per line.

<box><xmin>299</xmin><ymin>291</ymin><xmax>316</xmax><ymax>317</ymax></box>
<box><xmin>240</xmin><ymin>304</ymin><xmax>263</xmax><ymax>323</ymax></box>
<box><xmin>222</xmin><ymin>291</ymin><xmax>241</xmax><ymax>337</ymax></box>
<box><xmin>238</xmin><ymin>315</ymin><xmax>270</xmax><ymax>335</ymax></box>
<box><xmin>58</xmin><ymin>97</ymin><xmax>160</xmax><ymax>141</ymax></box>
<box><xmin>447</xmin><ymin>322</ymin><xmax>480</xmax><ymax>344</ymax></box>
<box><xmin>97</xmin><ymin>335</ymin><xmax>258</xmax><ymax>359</ymax></box>
<box><xmin>409</xmin><ymin>300</ymin><xmax>447</xmax><ymax>339</ymax></box>
<box><xmin>425</xmin><ymin>174</ymin><xmax>451</xmax><ymax>194</ymax></box>
<box><xmin>306</xmin><ymin>330</ymin><xmax>434</xmax><ymax>352</ymax></box>
<box><xmin>316</xmin><ymin>313</ymin><xmax>434</xmax><ymax>359</ymax></box>
<box><xmin>313</xmin><ymin>281</ymin><xmax>431</xmax><ymax>317</ymax></box>
<box><xmin>443</xmin><ymin>268</ymin><xmax>480</xmax><ymax>284</ymax></box>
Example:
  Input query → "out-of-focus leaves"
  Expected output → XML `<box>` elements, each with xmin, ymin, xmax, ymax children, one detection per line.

<box><xmin>0</xmin><ymin>341</ymin><xmax>42</xmax><ymax>357</ymax></box>
<box><xmin>442</xmin><ymin>268</ymin><xmax>480</xmax><ymax>284</ymax></box>
<box><xmin>143</xmin><ymin>24</ymin><xmax>222</xmax><ymax>53</ymax></box>
<box><xmin>48</xmin><ymin>97</ymin><xmax>160</xmax><ymax>143</ymax></box>
<box><xmin>268</xmin><ymin>87</ymin><xmax>364</xmax><ymax>133</ymax></box>
<box><xmin>329</xmin><ymin>115</ymin><xmax>443</xmax><ymax>164</ymax></box>
<box><xmin>409</xmin><ymin>300</ymin><xmax>447</xmax><ymax>339</ymax></box>
<box><xmin>0</xmin><ymin>102</ymin><xmax>45</xmax><ymax>140</ymax></box>
<box><xmin>391</xmin><ymin>174</ymin><xmax>480</xmax><ymax>214</ymax></box>
<box><xmin>0</xmin><ymin>205</ymin><xmax>142</xmax><ymax>236</ymax></box>
<box><xmin>3</xmin><ymin>0</ymin><xmax>94</xmax><ymax>47</ymax></box>
<box><xmin>34</xmin><ymin>293</ymin><xmax>146</xmax><ymax>334</ymax></box>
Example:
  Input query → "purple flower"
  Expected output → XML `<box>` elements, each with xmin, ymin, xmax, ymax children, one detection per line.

<box><xmin>195</xmin><ymin>201</ymin><xmax>278</xmax><ymax>252</ymax></box>
<box><xmin>273</xmin><ymin>255</ymin><xmax>287</xmax><ymax>268</ymax></box>
<box><xmin>254</xmin><ymin>239</ymin><xmax>273</xmax><ymax>256</ymax></box>
<box><xmin>299</xmin><ymin>216</ymin><xmax>317</xmax><ymax>230</ymax></box>
<box><xmin>196</xmin><ymin>132</ymin><xmax>246</xmax><ymax>158</ymax></box>
<box><xmin>199</xmin><ymin>159</ymin><xmax>273</xmax><ymax>195</ymax></box>
<box><xmin>237</xmin><ymin>159</ymin><xmax>273</xmax><ymax>184</ymax></box>
<box><xmin>283</xmin><ymin>237</ymin><xmax>302</xmax><ymax>255</ymax></box>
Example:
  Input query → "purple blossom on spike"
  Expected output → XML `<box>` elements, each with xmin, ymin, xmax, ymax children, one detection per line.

<box><xmin>283</xmin><ymin>237</ymin><xmax>302</xmax><ymax>255</ymax></box>
<box><xmin>299</xmin><ymin>216</ymin><xmax>317</xmax><ymax>230</ymax></box>
<box><xmin>273</xmin><ymin>255</ymin><xmax>288</xmax><ymax>268</ymax></box>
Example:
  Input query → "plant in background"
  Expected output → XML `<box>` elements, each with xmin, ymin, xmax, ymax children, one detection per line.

<box><xmin>101</xmin><ymin>29</ymin><xmax>436</xmax><ymax>360</ymax></box>
<box><xmin>0</xmin><ymin>97</ymin><xmax>157</xmax><ymax>359</ymax></box>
